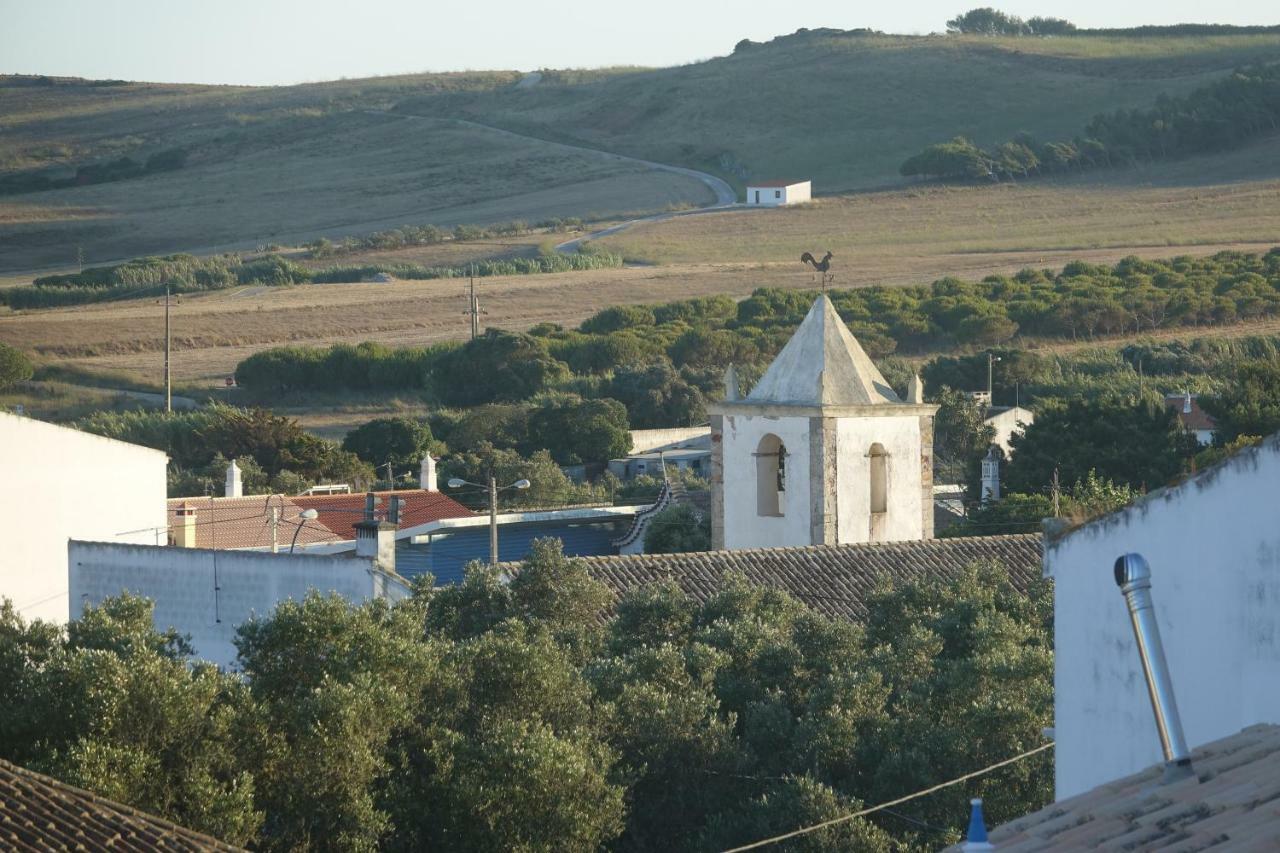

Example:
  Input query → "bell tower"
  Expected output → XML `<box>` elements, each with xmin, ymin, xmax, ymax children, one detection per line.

<box><xmin>709</xmin><ymin>295</ymin><xmax>937</xmax><ymax>550</ymax></box>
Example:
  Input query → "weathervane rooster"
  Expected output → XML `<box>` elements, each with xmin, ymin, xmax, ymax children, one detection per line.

<box><xmin>800</xmin><ymin>250</ymin><xmax>834</xmax><ymax>291</ymax></box>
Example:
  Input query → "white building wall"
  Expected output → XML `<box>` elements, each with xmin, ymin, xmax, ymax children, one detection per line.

<box><xmin>1045</xmin><ymin>436</ymin><xmax>1280</xmax><ymax>799</ymax></box>
<box><xmin>746</xmin><ymin>182</ymin><xmax>811</xmax><ymax>206</ymax></box>
<box><xmin>70</xmin><ymin>541</ymin><xmax>410</xmax><ymax>669</ymax></box>
<box><xmin>720</xmin><ymin>413</ymin><xmax>813</xmax><ymax>549</ymax></box>
<box><xmin>835</xmin><ymin>416</ymin><xmax>924</xmax><ymax>543</ymax></box>
<box><xmin>985</xmin><ymin>407</ymin><xmax>1034</xmax><ymax>455</ymax></box>
<box><xmin>0</xmin><ymin>413</ymin><xmax>168</xmax><ymax>623</ymax></box>
<box><xmin>784</xmin><ymin>181</ymin><xmax>812</xmax><ymax>204</ymax></box>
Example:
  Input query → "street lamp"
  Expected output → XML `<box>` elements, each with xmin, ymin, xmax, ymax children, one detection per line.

<box><xmin>987</xmin><ymin>352</ymin><xmax>1002</xmax><ymax>405</ymax></box>
<box><xmin>447</xmin><ymin>475</ymin><xmax>531</xmax><ymax>565</ymax></box>
<box><xmin>289</xmin><ymin>508</ymin><xmax>320</xmax><ymax>553</ymax></box>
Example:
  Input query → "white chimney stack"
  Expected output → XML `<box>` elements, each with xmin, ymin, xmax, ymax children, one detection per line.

<box><xmin>420</xmin><ymin>455</ymin><xmax>437</xmax><ymax>491</ymax></box>
<box><xmin>225</xmin><ymin>459</ymin><xmax>243</xmax><ymax>498</ymax></box>
<box><xmin>354</xmin><ymin>493</ymin><xmax>396</xmax><ymax>572</ymax></box>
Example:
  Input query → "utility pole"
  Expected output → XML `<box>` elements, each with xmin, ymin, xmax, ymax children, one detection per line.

<box><xmin>164</xmin><ymin>285</ymin><xmax>172</xmax><ymax>413</ymax></box>
<box><xmin>383</xmin><ymin>461</ymin><xmax>395</xmax><ymax>488</ymax></box>
<box><xmin>1051</xmin><ymin>468</ymin><xmax>1061</xmax><ymax>518</ymax></box>
<box><xmin>488</xmin><ymin>471</ymin><xmax>499</xmax><ymax>566</ymax></box>
<box><xmin>464</xmin><ymin>265</ymin><xmax>486</xmax><ymax>341</ymax></box>
<box><xmin>987</xmin><ymin>352</ymin><xmax>1001</xmax><ymax>405</ymax></box>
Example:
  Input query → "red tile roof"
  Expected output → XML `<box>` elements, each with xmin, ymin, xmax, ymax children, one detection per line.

<box><xmin>292</xmin><ymin>489</ymin><xmax>473</xmax><ymax>540</ymax></box>
<box><xmin>166</xmin><ymin>490</ymin><xmax>473</xmax><ymax>549</ymax></box>
<box><xmin>165</xmin><ymin>495</ymin><xmax>342</xmax><ymax>550</ymax></box>
<box><xmin>0</xmin><ymin>757</ymin><xmax>242</xmax><ymax>851</ymax></box>
<box><xmin>1164</xmin><ymin>393</ymin><xmax>1217</xmax><ymax>432</ymax></box>
<box><xmin>951</xmin><ymin>724</ymin><xmax>1280</xmax><ymax>851</ymax></box>
<box><xmin>746</xmin><ymin>179</ymin><xmax>808</xmax><ymax>188</ymax></box>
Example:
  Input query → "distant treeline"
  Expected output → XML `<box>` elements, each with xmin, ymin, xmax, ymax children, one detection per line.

<box><xmin>902</xmin><ymin>62</ymin><xmax>1280</xmax><ymax>181</ymax></box>
<box><xmin>234</xmin><ymin>249</ymin><xmax>1280</xmax><ymax>413</ymax></box>
<box><xmin>944</xmin><ymin>9</ymin><xmax>1280</xmax><ymax>38</ymax></box>
<box><xmin>0</xmin><ymin>148</ymin><xmax>188</xmax><ymax>195</ymax></box>
<box><xmin>307</xmin><ymin>217</ymin><xmax>585</xmax><ymax>259</ymax></box>
<box><xmin>1</xmin><ymin>249</ymin><xmax>622</xmax><ymax>309</ymax></box>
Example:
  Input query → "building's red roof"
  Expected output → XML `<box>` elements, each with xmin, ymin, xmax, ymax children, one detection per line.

<box><xmin>1164</xmin><ymin>393</ymin><xmax>1217</xmax><ymax>432</ymax></box>
<box><xmin>165</xmin><ymin>490</ymin><xmax>473</xmax><ymax>549</ymax></box>
<box><xmin>165</xmin><ymin>495</ymin><xmax>342</xmax><ymax>550</ymax></box>
<box><xmin>291</xmin><ymin>489</ymin><xmax>473</xmax><ymax>540</ymax></box>
<box><xmin>746</xmin><ymin>179</ymin><xmax>808</xmax><ymax>188</ymax></box>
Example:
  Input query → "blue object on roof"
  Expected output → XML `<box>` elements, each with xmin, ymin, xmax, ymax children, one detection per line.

<box><xmin>967</xmin><ymin>797</ymin><xmax>990</xmax><ymax>845</ymax></box>
<box><xmin>396</xmin><ymin>519</ymin><xmax>627</xmax><ymax>585</ymax></box>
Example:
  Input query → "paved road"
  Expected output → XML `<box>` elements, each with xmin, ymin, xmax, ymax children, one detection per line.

<box><xmin>378</xmin><ymin>111</ymin><xmax>743</xmax><ymax>253</ymax></box>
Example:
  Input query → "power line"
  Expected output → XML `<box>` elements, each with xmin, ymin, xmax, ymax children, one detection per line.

<box><xmin>720</xmin><ymin>741</ymin><xmax>1055</xmax><ymax>852</ymax></box>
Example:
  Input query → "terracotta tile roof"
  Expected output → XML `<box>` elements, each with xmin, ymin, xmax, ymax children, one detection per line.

<box><xmin>567</xmin><ymin>534</ymin><xmax>1043</xmax><ymax>621</ymax></box>
<box><xmin>0</xmin><ymin>757</ymin><xmax>242</xmax><ymax>851</ymax></box>
<box><xmin>165</xmin><ymin>495</ymin><xmax>342</xmax><ymax>550</ymax></box>
<box><xmin>953</xmin><ymin>724</ymin><xmax>1280</xmax><ymax>851</ymax></box>
<box><xmin>292</xmin><ymin>490</ymin><xmax>472</xmax><ymax>539</ymax></box>
<box><xmin>1165</xmin><ymin>393</ymin><xmax>1218</xmax><ymax>432</ymax></box>
<box><xmin>747</xmin><ymin>179</ymin><xmax>808</xmax><ymax>187</ymax></box>
<box><xmin>164</xmin><ymin>490</ymin><xmax>473</xmax><ymax>550</ymax></box>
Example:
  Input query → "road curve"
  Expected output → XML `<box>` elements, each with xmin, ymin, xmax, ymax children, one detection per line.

<box><xmin>376</xmin><ymin>111</ymin><xmax>742</xmax><ymax>253</ymax></box>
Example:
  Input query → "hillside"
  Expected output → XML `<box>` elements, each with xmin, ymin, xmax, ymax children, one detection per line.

<box><xmin>4</xmin><ymin>29</ymin><xmax>1280</xmax><ymax>272</ymax></box>
<box><xmin>407</xmin><ymin>30</ymin><xmax>1280</xmax><ymax>191</ymax></box>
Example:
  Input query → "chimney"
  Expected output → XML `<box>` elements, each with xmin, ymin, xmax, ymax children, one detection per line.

<box><xmin>225</xmin><ymin>459</ymin><xmax>243</xmax><ymax>498</ymax></box>
<box><xmin>1183</xmin><ymin>391</ymin><xmax>1193</xmax><ymax>415</ymax></box>
<box><xmin>963</xmin><ymin>798</ymin><xmax>993</xmax><ymax>851</ymax></box>
<box><xmin>173</xmin><ymin>502</ymin><xmax>198</xmax><ymax>548</ymax></box>
<box><xmin>907</xmin><ymin>374</ymin><xmax>925</xmax><ymax>404</ymax></box>
<box><xmin>1114</xmin><ymin>553</ymin><xmax>1194</xmax><ymax>783</ymax></box>
<box><xmin>420</xmin><ymin>455</ymin><xmax>438</xmax><ymax>492</ymax></box>
<box><xmin>354</xmin><ymin>492</ymin><xmax>396</xmax><ymax>573</ymax></box>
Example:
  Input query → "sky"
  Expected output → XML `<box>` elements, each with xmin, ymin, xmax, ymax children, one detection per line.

<box><xmin>1</xmin><ymin>0</ymin><xmax>1276</xmax><ymax>86</ymax></box>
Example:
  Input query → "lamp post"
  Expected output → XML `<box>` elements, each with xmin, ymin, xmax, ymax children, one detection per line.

<box><xmin>987</xmin><ymin>352</ymin><xmax>1002</xmax><ymax>405</ymax></box>
<box><xmin>447</xmin><ymin>474</ymin><xmax>531</xmax><ymax>565</ymax></box>
<box><xmin>289</xmin><ymin>508</ymin><xmax>320</xmax><ymax>553</ymax></box>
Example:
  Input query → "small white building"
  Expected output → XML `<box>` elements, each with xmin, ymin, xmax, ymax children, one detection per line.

<box><xmin>0</xmin><ymin>412</ymin><xmax>168</xmax><ymax>623</ymax></box>
<box><xmin>1165</xmin><ymin>391</ymin><xmax>1217</xmax><ymax>446</ymax></box>
<box><xmin>984</xmin><ymin>405</ymin><xmax>1034</xmax><ymax>455</ymax></box>
<box><xmin>1045</xmin><ymin>433</ymin><xmax>1280</xmax><ymax>800</ymax></box>
<box><xmin>745</xmin><ymin>179</ymin><xmax>811</xmax><ymax>206</ymax></box>
<box><xmin>71</xmin><ymin>517</ymin><xmax>409</xmax><ymax>669</ymax></box>
<box><xmin>709</xmin><ymin>295</ymin><xmax>936</xmax><ymax>550</ymax></box>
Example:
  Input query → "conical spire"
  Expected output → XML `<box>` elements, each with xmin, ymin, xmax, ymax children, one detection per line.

<box><xmin>746</xmin><ymin>295</ymin><xmax>900</xmax><ymax>406</ymax></box>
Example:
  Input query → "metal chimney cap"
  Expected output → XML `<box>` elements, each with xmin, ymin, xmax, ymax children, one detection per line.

<box><xmin>1114</xmin><ymin>552</ymin><xmax>1152</xmax><ymax>589</ymax></box>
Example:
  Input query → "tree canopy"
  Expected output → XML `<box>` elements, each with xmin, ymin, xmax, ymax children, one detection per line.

<box><xmin>0</xmin><ymin>541</ymin><xmax>1053</xmax><ymax>850</ymax></box>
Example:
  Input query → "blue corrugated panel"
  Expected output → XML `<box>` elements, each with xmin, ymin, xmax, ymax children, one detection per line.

<box><xmin>395</xmin><ymin>520</ymin><xmax>627</xmax><ymax>586</ymax></box>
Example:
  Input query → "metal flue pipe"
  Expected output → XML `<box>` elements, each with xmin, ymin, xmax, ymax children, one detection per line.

<box><xmin>1113</xmin><ymin>553</ymin><xmax>1194</xmax><ymax>783</ymax></box>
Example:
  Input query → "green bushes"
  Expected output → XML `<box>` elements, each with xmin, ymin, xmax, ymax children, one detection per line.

<box><xmin>78</xmin><ymin>404</ymin><xmax>373</xmax><ymax>496</ymax></box>
<box><xmin>1</xmin><ymin>250</ymin><xmax>623</xmax><ymax>310</ymax></box>
<box><xmin>903</xmin><ymin>63</ymin><xmax>1280</xmax><ymax>182</ymax></box>
<box><xmin>0</xmin><ymin>343</ymin><xmax>34</xmax><ymax>390</ymax></box>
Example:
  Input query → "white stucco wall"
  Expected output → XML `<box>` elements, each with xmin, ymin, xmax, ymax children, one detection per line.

<box><xmin>1045</xmin><ymin>436</ymin><xmax>1280</xmax><ymax>799</ymax></box>
<box><xmin>835</xmin><ymin>416</ymin><xmax>924</xmax><ymax>543</ymax></box>
<box><xmin>70</xmin><ymin>540</ymin><xmax>410</xmax><ymax>669</ymax></box>
<box><xmin>985</xmin><ymin>406</ymin><xmax>1034</xmax><ymax>455</ymax></box>
<box><xmin>720</xmin><ymin>413</ymin><xmax>813</xmax><ymax>549</ymax></box>
<box><xmin>0</xmin><ymin>413</ymin><xmax>168</xmax><ymax>623</ymax></box>
<box><xmin>746</xmin><ymin>182</ymin><xmax>811</xmax><ymax>206</ymax></box>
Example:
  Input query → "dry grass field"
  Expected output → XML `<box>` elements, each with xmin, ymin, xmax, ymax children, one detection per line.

<box><xmin>598</xmin><ymin>136</ymin><xmax>1280</xmax><ymax>264</ymax></box>
<box><xmin>0</xmin><ymin>111</ymin><xmax>709</xmax><ymax>272</ymax></box>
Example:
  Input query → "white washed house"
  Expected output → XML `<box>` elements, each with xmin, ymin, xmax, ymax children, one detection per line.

<box><xmin>709</xmin><ymin>296</ymin><xmax>935</xmax><ymax>549</ymax></box>
<box><xmin>71</xmin><ymin>519</ymin><xmax>409</xmax><ymax>669</ymax></box>
<box><xmin>745</xmin><ymin>179</ymin><xmax>811</xmax><ymax>206</ymax></box>
<box><xmin>1045</xmin><ymin>433</ymin><xmax>1280</xmax><ymax>799</ymax></box>
<box><xmin>0</xmin><ymin>413</ymin><xmax>168</xmax><ymax>623</ymax></box>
